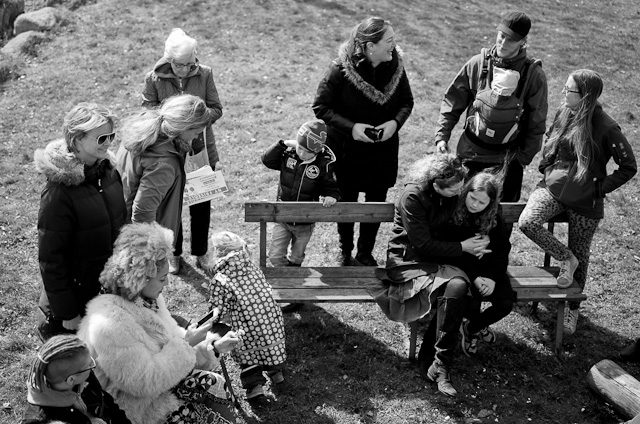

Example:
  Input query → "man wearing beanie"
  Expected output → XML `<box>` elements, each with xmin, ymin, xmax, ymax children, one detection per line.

<box><xmin>261</xmin><ymin>119</ymin><xmax>341</xmax><ymax>312</ymax></box>
<box><xmin>434</xmin><ymin>11</ymin><xmax>548</xmax><ymax>204</ymax></box>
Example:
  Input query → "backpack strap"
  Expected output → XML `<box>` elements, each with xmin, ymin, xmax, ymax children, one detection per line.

<box><xmin>515</xmin><ymin>57</ymin><xmax>542</xmax><ymax>99</ymax></box>
<box><xmin>479</xmin><ymin>48</ymin><xmax>491</xmax><ymax>90</ymax></box>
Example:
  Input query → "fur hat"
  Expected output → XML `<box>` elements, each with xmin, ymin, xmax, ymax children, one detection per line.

<box><xmin>497</xmin><ymin>11</ymin><xmax>531</xmax><ymax>41</ymax></box>
<box><xmin>296</xmin><ymin>119</ymin><xmax>327</xmax><ymax>153</ymax></box>
<box><xmin>99</xmin><ymin>222</ymin><xmax>174</xmax><ymax>301</ymax></box>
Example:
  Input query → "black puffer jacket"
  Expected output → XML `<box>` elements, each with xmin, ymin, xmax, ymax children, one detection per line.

<box><xmin>313</xmin><ymin>44</ymin><xmax>414</xmax><ymax>190</ymax></box>
<box><xmin>35</xmin><ymin>139</ymin><xmax>126</xmax><ymax>321</ymax></box>
<box><xmin>261</xmin><ymin>140</ymin><xmax>341</xmax><ymax>202</ymax></box>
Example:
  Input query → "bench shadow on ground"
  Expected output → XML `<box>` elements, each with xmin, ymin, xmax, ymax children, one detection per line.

<box><xmin>174</xmin><ymin>267</ymin><xmax>634</xmax><ymax>423</ymax></box>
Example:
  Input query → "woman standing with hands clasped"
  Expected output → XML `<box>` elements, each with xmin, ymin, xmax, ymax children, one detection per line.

<box><xmin>313</xmin><ymin>16</ymin><xmax>414</xmax><ymax>267</ymax></box>
<box><xmin>142</xmin><ymin>28</ymin><xmax>224</xmax><ymax>274</ymax></box>
<box><xmin>519</xmin><ymin>69</ymin><xmax>636</xmax><ymax>336</ymax></box>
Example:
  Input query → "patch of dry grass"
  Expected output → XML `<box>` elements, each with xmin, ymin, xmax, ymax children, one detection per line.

<box><xmin>1</xmin><ymin>0</ymin><xmax>640</xmax><ymax>423</ymax></box>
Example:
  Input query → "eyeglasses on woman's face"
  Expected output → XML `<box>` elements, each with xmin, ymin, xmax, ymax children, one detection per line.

<box><xmin>562</xmin><ymin>86</ymin><xmax>580</xmax><ymax>94</ymax></box>
<box><xmin>87</xmin><ymin>131</ymin><xmax>116</xmax><ymax>146</ymax></box>
<box><xmin>171</xmin><ymin>59</ymin><xmax>196</xmax><ymax>70</ymax></box>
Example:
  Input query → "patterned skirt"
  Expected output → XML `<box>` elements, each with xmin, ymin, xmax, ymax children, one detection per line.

<box><xmin>367</xmin><ymin>264</ymin><xmax>469</xmax><ymax>323</ymax></box>
<box><xmin>166</xmin><ymin>369</ymin><xmax>241</xmax><ymax>424</ymax></box>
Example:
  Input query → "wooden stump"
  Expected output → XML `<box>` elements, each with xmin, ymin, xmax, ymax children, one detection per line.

<box><xmin>586</xmin><ymin>359</ymin><xmax>640</xmax><ymax>419</ymax></box>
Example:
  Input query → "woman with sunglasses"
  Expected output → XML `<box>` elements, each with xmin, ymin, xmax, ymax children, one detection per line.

<box><xmin>34</xmin><ymin>102</ymin><xmax>127</xmax><ymax>342</ymax></box>
<box><xmin>117</xmin><ymin>94</ymin><xmax>214</xmax><ymax>264</ymax></box>
<box><xmin>370</xmin><ymin>154</ymin><xmax>489</xmax><ymax>397</ymax></box>
<box><xmin>141</xmin><ymin>28</ymin><xmax>223</xmax><ymax>274</ymax></box>
<box><xmin>519</xmin><ymin>69</ymin><xmax>636</xmax><ymax>336</ymax></box>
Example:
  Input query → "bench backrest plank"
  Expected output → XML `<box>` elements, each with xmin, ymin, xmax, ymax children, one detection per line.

<box><xmin>244</xmin><ymin>201</ymin><xmax>568</xmax><ymax>267</ymax></box>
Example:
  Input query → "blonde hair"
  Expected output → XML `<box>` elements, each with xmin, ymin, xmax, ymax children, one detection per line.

<box><xmin>211</xmin><ymin>231</ymin><xmax>247</xmax><ymax>257</ymax></box>
<box><xmin>164</xmin><ymin>28</ymin><xmax>197</xmax><ymax>60</ymax></box>
<box><xmin>28</xmin><ymin>335</ymin><xmax>89</xmax><ymax>392</ymax></box>
<box><xmin>62</xmin><ymin>102</ymin><xmax>116</xmax><ymax>152</ymax></box>
<box><xmin>100</xmin><ymin>222</ymin><xmax>173</xmax><ymax>301</ymax></box>
<box><xmin>120</xmin><ymin>94</ymin><xmax>213</xmax><ymax>156</ymax></box>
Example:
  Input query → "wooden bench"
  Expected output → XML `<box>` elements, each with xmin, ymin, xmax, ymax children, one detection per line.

<box><xmin>244</xmin><ymin>201</ymin><xmax>587</xmax><ymax>357</ymax></box>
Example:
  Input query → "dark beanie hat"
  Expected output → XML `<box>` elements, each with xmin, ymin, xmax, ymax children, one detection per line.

<box><xmin>297</xmin><ymin>119</ymin><xmax>327</xmax><ymax>153</ymax></box>
<box><xmin>497</xmin><ymin>11</ymin><xmax>531</xmax><ymax>41</ymax></box>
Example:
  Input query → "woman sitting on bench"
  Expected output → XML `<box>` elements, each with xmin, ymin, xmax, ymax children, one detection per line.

<box><xmin>370</xmin><ymin>154</ymin><xmax>488</xmax><ymax>397</ymax></box>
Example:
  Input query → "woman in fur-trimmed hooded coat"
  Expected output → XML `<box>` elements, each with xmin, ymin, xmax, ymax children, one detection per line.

<box><xmin>35</xmin><ymin>103</ymin><xmax>126</xmax><ymax>341</ymax></box>
<box><xmin>312</xmin><ymin>17</ymin><xmax>413</xmax><ymax>264</ymax></box>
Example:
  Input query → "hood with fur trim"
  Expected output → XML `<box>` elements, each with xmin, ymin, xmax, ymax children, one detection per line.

<box><xmin>34</xmin><ymin>139</ymin><xmax>116</xmax><ymax>186</ymax></box>
<box><xmin>337</xmin><ymin>43</ymin><xmax>406</xmax><ymax>106</ymax></box>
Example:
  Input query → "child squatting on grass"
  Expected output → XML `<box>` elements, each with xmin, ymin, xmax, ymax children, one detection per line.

<box><xmin>261</xmin><ymin>119</ymin><xmax>341</xmax><ymax>312</ymax></box>
<box><xmin>204</xmin><ymin>231</ymin><xmax>287</xmax><ymax>407</ymax></box>
<box><xmin>22</xmin><ymin>334</ymin><xmax>131</xmax><ymax>424</ymax></box>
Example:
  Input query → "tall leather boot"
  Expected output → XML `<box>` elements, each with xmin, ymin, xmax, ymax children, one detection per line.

<box><xmin>427</xmin><ymin>296</ymin><xmax>466</xmax><ymax>397</ymax></box>
<box><xmin>417</xmin><ymin>316</ymin><xmax>436</xmax><ymax>379</ymax></box>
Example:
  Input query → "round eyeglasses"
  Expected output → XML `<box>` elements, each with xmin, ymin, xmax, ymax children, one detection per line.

<box><xmin>172</xmin><ymin>59</ymin><xmax>196</xmax><ymax>70</ymax></box>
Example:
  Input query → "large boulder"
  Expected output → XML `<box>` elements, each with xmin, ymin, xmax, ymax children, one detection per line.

<box><xmin>0</xmin><ymin>0</ymin><xmax>24</xmax><ymax>38</ymax></box>
<box><xmin>13</xmin><ymin>6</ymin><xmax>59</xmax><ymax>35</ymax></box>
<box><xmin>1</xmin><ymin>30</ymin><xmax>46</xmax><ymax>56</ymax></box>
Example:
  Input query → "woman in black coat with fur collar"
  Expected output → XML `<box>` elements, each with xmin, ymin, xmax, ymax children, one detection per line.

<box><xmin>313</xmin><ymin>16</ymin><xmax>414</xmax><ymax>267</ymax></box>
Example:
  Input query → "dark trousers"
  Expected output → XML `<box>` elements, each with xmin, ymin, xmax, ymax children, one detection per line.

<box><xmin>464</xmin><ymin>159</ymin><xmax>523</xmax><ymax>202</ymax></box>
<box><xmin>337</xmin><ymin>186</ymin><xmax>388</xmax><ymax>256</ymax></box>
<box><xmin>174</xmin><ymin>200</ymin><xmax>211</xmax><ymax>257</ymax></box>
<box><xmin>465</xmin><ymin>277</ymin><xmax>515</xmax><ymax>334</ymax></box>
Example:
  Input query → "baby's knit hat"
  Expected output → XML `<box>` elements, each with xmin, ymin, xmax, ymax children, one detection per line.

<box><xmin>297</xmin><ymin>119</ymin><xmax>327</xmax><ymax>153</ymax></box>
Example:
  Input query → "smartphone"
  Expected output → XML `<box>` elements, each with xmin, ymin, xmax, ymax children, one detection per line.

<box><xmin>196</xmin><ymin>309</ymin><xmax>216</xmax><ymax>327</ymax></box>
<box><xmin>364</xmin><ymin>127</ymin><xmax>383</xmax><ymax>141</ymax></box>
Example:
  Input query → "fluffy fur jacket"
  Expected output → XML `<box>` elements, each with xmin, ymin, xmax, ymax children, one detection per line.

<box><xmin>78</xmin><ymin>294</ymin><xmax>218</xmax><ymax>424</ymax></box>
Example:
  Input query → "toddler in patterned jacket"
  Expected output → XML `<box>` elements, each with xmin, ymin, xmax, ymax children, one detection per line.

<box><xmin>204</xmin><ymin>230</ymin><xmax>286</xmax><ymax>406</ymax></box>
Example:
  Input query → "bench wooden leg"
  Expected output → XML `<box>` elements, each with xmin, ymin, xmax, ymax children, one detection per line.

<box><xmin>555</xmin><ymin>301</ymin><xmax>566</xmax><ymax>356</ymax></box>
<box><xmin>409</xmin><ymin>321</ymin><xmax>418</xmax><ymax>361</ymax></box>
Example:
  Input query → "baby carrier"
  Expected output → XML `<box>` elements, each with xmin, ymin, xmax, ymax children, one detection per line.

<box><xmin>464</xmin><ymin>47</ymin><xmax>541</xmax><ymax>151</ymax></box>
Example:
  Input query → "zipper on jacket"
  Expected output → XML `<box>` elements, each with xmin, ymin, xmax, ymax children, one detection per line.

<box><xmin>296</xmin><ymin>164</ymin><xmax>308</xmax><ymax>200</ymax></box>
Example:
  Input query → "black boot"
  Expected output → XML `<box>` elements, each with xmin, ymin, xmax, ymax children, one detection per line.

<box><xmin>427</xmin><ymin>360</ymin><xmax>457</xmax><ymax>397</ymax></box>
<box><xmin>417</xmin><ymin>316</ymin><xmax>437</xmax><ymax>379</ymax></box>
<box><xmin>429</xmin><ymin>296</ymin><xmax>466</xmax><ymax>396</ymax></box>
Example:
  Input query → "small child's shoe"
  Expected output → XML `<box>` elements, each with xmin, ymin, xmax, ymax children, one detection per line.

<box><xmin>269</xmin><ymin>371</ymin><xmax>285</xmax><ymax>385</ymax></box>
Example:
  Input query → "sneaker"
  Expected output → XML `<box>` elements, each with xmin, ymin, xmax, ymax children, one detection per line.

<box><xmin>459</xmin><ymin>320</ymin><xmax>478</xmax><ymax>357</ymax></box>
<box><xmin>246</xmin><ymin>385</ymin><xmax>265</xmax><ymax>400</ymax></box>
<box><xmin>478</xmin><ymin>326</ymin><xmax>496</xmax><ymax>344</ymax></box>
<box><xmin>269</xmin><ymin>371</ymin><xmax>285</xmax><ymax>385</ymax></box>
<box><xmin>557</xmin><ymin>254</ymin><xmax>579</xmax><ymax>288</ymax></box>
<box><xmin>168</xmin><ymin>255</ymin><xmax>181</xmax><ymax>275</ymax></box>
<box><xmin>354</xmin><ymin>253</ymin><xmax>378</xmax><ymax>266</ymax></box>
<box><xmin>563</xmin><ymin>308</ymin><xmax>579</xmax><ymax>335</ymax></box>
<box><xmin>195</xmin><ymin>255</ymin><xmax>209</xmax><ymax>270</ymax></box>
<box><xmin>426</xmin><ymin>360</ymin><xmax>457</xmax><ymax>397</ymax></box>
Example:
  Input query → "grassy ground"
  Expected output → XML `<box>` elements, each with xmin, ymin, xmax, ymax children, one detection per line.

<box><xmin>1</xmin><ymin>0</ymin><xmax>640</xmax><ymax>423</ymax></box>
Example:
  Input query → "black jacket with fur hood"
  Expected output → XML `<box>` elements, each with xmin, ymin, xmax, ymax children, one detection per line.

<box><xmin>35</xmin><ymin>139</ymin><xmax>127</xmax><ymax>322</ymax></box>
<box><xmin>313</xmin><ymin>44</ymin><xmax>414</xmax><ymax>190</ymax></box>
